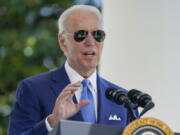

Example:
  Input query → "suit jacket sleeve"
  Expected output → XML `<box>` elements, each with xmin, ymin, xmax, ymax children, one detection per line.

<box><xmin>8</xmin><ymin>80</ymin><xmax>48</xmax><ymax>135</ymax></box>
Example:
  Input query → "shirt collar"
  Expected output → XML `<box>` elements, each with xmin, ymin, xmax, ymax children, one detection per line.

<box><xmin>64</xmin><ymin>61</ymin><xmax>97</xmax><ymax>91</ymax></box>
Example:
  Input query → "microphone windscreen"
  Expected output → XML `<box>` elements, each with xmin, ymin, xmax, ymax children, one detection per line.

<box><xmin>105</xmin><ymin>88</ymin><xmax>116</xmax><ymax>100</ymax></box>
<box><xmin>105</xmin><ymin>88</ymin><xmax>127</xmax><ymax>104</ymax></box>
<box><xmin>128</xmin><ymin>89</ymin><xmax>141</xmax><ymax>103</ymax></box>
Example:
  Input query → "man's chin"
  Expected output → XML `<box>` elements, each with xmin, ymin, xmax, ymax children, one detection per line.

<box><xmin>84</xmin><ymin>65</ymin><xmax>97</xmax><ymax>72</ymax></box>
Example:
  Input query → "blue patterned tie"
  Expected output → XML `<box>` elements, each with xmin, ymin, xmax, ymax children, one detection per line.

<box><xmin>80</xmin><ymin>79</ymin><xmax>96</xmax><ymax>123</ymax></box>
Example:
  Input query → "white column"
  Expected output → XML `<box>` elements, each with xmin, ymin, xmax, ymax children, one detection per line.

<box><xmin>100</xmin><ymin>0</ymin><xmax>180</xmax><ymax>132</ymax></box>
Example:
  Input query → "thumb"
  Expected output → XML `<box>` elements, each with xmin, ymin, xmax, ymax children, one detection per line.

<box><xmin>75</xmin><ymin>100</ymin><xmax>90</xmax><ymax>111</ymax></box>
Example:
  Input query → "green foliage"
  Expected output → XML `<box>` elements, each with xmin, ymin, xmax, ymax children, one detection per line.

<box><xmin>0</xmin><ymin>0</ymin><xmax>74</xmax><ymax>134</ymax></box>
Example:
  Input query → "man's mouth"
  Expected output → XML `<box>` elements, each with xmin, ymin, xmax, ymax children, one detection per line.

<box><xmin>82</xmin><ymin>51</ymin><xmax>96</xmax><ymax>56</ymax></box>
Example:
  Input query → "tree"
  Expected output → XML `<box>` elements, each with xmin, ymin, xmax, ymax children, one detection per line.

<box><xmin>0</xmin><ymin>0</ymin><xmax>74</xmax><ymax>134</ymax></box>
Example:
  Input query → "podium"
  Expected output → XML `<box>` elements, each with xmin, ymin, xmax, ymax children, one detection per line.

<box><xmin>48</xmin><ymin>120</ymin><xmax>180</xmax><ymax>135</ymax></box>
<box><xmin>48</xmin><ymin>120</ymin><xmax>123</xmax><ymax>135</ymax></box>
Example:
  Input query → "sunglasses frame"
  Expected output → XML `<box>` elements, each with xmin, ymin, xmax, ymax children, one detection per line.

<box><xmin>63</xmin><ymin>29</ymin><xmax>106</xmax><ymax>43</ymax></box>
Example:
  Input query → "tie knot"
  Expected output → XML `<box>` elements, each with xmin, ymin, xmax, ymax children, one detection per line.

<box><xmin>82</xmin><ymin>79</ymin><xmax>90</xmax><ymax>87</ymax></box>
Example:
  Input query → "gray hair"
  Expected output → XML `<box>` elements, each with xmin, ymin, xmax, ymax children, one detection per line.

<box><xmin>57</xmin><ymin>5</ymin><xmax>103</xmax><ymax>34</ymax></box>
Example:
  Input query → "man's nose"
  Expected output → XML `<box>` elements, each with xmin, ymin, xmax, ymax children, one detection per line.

<box><xmin>84</xmin><ymin>33</ymin><xmax>96</xmax><ymax>46</ymax></box>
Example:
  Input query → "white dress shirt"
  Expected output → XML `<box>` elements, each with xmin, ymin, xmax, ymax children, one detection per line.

<box><xmin>45</xmin><ymin>61</ymin><xmax>98</xmax><ymax>132</ymax></box>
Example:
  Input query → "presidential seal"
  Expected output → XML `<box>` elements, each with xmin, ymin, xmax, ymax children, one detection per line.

<box><xmin>123</xmin><ymin>117</ymin><xmax>174</xmax><ymax>135</ymax></box>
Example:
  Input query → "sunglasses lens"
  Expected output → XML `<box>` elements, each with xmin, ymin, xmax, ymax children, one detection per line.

<box><xmin>74</xmin><ymin>30</ymin><xmax>88</xmax><ymax>42</ymax></box>
<box><xmin>93</xmin><ymin>30</ymin><xmax>105</xmax><ymax>42</ymax></box>
<box><xmin>73</xmin><ymin>30</ymin><xmax>105</xmax><ymax>42</ymax></box>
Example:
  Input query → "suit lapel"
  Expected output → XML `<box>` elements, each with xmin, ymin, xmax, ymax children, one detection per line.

<box><xmin>96</xmin><ymin>75</ymin><xmax>128</xmax><ymax>126</ymax></box>
<box><xmin>97</xmin><ymin>74</ymin><xmax>111</xmax><ymax>124</ymax></box>
<box><xmin>50</xmin><ymin>65</ymin><xmax>83</xmax><ymax>121</ymax></box>
<box><xmin>50</xmin><ymin>65</ymin><xmax>70</xmax><ymax>97</ymax></box>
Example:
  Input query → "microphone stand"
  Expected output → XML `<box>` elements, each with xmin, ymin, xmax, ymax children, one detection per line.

<box><xmin>124</xmin><ymin>99</ymin><xmax>138</xmax><ymax>122</ymax></box>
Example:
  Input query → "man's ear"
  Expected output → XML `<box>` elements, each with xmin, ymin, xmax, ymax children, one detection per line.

<box><xmin>58</xmin><ymin>34</ymin><xmax>67</xmax><ymax>55</ymax></box>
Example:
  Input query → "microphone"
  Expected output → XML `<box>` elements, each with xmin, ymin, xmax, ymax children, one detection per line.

<box><xmin>105</xmin><ymin>88</ymin><xmax>129</xmax><ymax>105</ymax></box>
<box><xmin>128</xmin><ymin>89</ymin><xmax>155</xmax><ymax>116</ymax></box>
<box><xmin>106</xmin><ymin>88</ymin><xmax>138</xmax><ymax>121</ymax></box>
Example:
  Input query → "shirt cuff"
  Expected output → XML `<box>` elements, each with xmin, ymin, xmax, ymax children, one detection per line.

<box><xmin>45</xmin><ymin>116</ymin><xmax>53</xmax><ymax>132</ymax></box>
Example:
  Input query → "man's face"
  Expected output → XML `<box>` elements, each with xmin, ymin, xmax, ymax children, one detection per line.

<box><xmin>59</xmin><ymin>11</ymin><xmax>104</xmax><ymax>76</ymax></box>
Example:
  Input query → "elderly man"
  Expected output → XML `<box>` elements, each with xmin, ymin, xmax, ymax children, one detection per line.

<box><xmin>9</xmin><ymin>5</ymin><xmax>137</xmax><ymax>135</ymax></box>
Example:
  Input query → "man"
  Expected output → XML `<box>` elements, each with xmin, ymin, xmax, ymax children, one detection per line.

<box><xmin>9</xmin><ymin>5</ymin><xmax>137</xmax><ymax>135</ymax></box>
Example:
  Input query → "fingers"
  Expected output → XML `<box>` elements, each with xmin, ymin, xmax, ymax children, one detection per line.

<box><xmin>75</xmin><ymin>100</ymin><xmax>90</xmax><ymax>111</ymax></box>
<box><xmin>62</xmin><ymin>81</ymin><xmax>81</xmax><ymax>93</ymax></box>
<box><xmin>58</xmin><ymin>90</ymin><xmax>72</xmax><ymax>103</ymax></box>
<box><xmin>50</xmin><ymin>81</ymin><xmax>84</xmax><ymax>121</ymax></box>
<box><xmin>57</xmin><ymin>81</ymin><xmax>81</xmax><ymax>101</ymax></box>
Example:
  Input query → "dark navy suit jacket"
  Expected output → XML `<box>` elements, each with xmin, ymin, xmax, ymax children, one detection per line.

<box><xmin>9</xmin><ymin>65</ymin><xmax>136</xmax><ymax>135</ymax></box>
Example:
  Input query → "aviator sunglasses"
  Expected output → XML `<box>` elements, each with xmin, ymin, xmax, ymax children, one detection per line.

<box><xmin>64</xmin><ymin>30</ymin><xmax>106</xmax><ymax>42</ymax></box>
